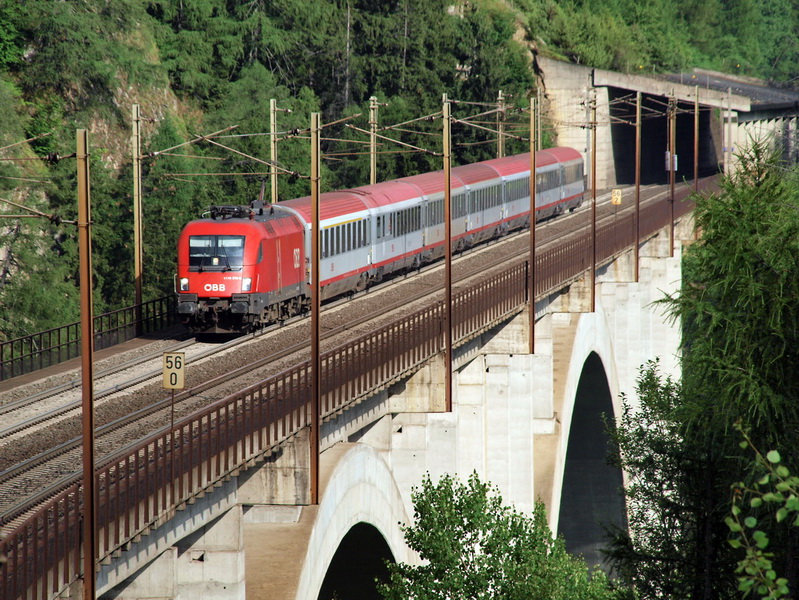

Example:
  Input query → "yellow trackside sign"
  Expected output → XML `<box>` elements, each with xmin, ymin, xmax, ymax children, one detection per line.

<box><xmin>163</xmin><ymin>352</ymin><xmax>186</xmax><ymax>390</ymax></box>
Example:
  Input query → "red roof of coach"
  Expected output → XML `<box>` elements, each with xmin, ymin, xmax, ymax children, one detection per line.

<box><xmin>281</xmin><ymin>190</ymin><xmax>375</xmax><ymax>222</ymax></box>
<box><xmin>276</xmin><ymin>148</ymin><xmax>583</xmax><ymax>223</ymax></box>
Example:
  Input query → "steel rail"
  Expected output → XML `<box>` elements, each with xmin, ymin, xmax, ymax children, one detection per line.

<box><xmin>0</xmin><ymin>180</ymin><xmax>707</xmax><ymax>600</ymax></box>
<box><xmin>0</xmin><ymin>178</ymin><xmax>700</xmax><ymax>517</ymax></box>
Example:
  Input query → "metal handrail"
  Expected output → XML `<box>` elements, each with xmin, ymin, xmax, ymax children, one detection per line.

<box><xmin>0</xmin><ymin>296</ymin><xmax>177</xmax><ymax>382</ymax></box>
<box><xmin>0</xmin><ymin>187</ymin><xmax>702</xmax><ymax>600</ymax></box>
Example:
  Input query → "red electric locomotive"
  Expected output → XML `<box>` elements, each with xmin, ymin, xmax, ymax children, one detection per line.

<box><xmin>176</xmin><ymin>204</ymin><xmax>307</xmax><ymax>333</ymax></box>
<box><xmin>176</xmin><ymin>147</ymin><xmax>584</xmax><ymax>333</ymax></box>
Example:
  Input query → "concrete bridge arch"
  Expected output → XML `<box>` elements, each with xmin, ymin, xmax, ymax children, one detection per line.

<box><xmin>243</xmin><ymin>443</ymin><xmax>415</xmax><ymax>600</ymax></box>
<box><xmin>296</xmin><ymin>443</ymin><xmax>413</xmax><ymax>600</ymax></box>
<box><xmin>552</xmin><ymin>305</ymin><xmax>622</xmax><ymax>532</ymax></box>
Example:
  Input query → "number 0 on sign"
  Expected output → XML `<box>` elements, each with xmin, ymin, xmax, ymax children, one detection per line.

<box><xmin>163</xmin><ymin>352</ymin><xmax>186</xmax><ymax>390</ymax></box>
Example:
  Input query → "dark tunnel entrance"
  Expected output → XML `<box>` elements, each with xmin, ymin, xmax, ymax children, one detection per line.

<box><xmin>317</xmin><ymin>522</ymin><xmax>394</xmax><ymax>600</ymax></box>
<box><xmin>607</xmin><ymin>87</ymin><xmax>721</xmax><ymax>186</ymax></box>
<box><xmin>557</xmin><ymin>352</ymin><xmax>627</xmax><ymax>570</ymax></box>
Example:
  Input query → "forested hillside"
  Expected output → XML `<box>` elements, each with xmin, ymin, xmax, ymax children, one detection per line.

<box><xmin>0</xmin><ymin>0</ymin><xmax>797</xmax><ymax>339</ymax></box>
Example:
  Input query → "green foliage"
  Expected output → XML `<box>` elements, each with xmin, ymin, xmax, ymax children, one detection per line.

<box><xmin>139</xmin><ymin>116</ymin><xmax>210</xmax><ymax>299</ymax></box>
<box><xmin>727</xmin><ymin>426</ymin><xmax>796</xmax><ymax>599</ymax></box>
<box><xmin>669</xmin><ymin>139</ymin><xmax>799</xmax><ymax>441</ymax></box>
<box><xmin>0</xmin><ymin>197</ymin><xmax>82</xmax><ymax>340</ymax></box>
<box><xmin>0</xmin><ymin>0</ymin><xmax>23</xmax><ymax>69</ymax></box>
<box><xmin>379</xmin><ymin>472</ymin><xmax>623</xmax><ymax>600</ymax></box>
<box><xmin>527</xmin><ymin>0</ymin><xmax>799</xmax><ymax>80</ymax></box>
<box><xmin>609</xmin><ymin>142</ymin><xmax>799</xmax><ymax>596</ymax></box>
<box><xmin>604</xmin><ymin>360</ymin><xmax>741</xmax><ymax>598</ymax></box>
<box><xmin>9</xmin><ymin>1</ymin><xmax>157</xmax><ymax>114</ymax></box>
<box><xmin>204</xmin><ymin>63</ymin><xmax>322</xmax><ymax>200</ymax></box>
<box><xmin>0</xmin><ymin>77</ymin><xmax>27</xmax><ymax>189</ymax></box>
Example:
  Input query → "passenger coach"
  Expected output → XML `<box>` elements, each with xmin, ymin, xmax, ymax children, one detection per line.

<box><xmin>176</xmin><ymin>147</ymin><xmax>584</xmax><ymax>333</ymax></box>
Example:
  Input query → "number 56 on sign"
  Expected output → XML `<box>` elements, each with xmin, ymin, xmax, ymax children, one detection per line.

<box><xmin>163</xmin><ymin>352</ymin><xmax>185</xmax><ymax>390</ymax></box>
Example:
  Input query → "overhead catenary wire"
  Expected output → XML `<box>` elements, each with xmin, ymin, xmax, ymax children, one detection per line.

<box><xmin>378</xmin><ymin>110</ymin><xmax>443</xmax><ymax>132</ymax></box>
<box><xmin>0</xmin><ymin>196</ymin><xmax>74</xmax><ymax>225</ymax></box>
<box><xmin>345</xmin><ymin>123</ymin><xmax>440</xmax><ymax>156</ymax></box>
<box><xmin>162</xmin><ymin>171</ymin><xmax>309</xmax><ymax>179</ymax></box>
<box><xmin>148</xmin><ymin>125</ymin><xmax>239</xmax><ymax>158</ymax></box>
<box><xmin>0</xmin><ymin>132</ymin><xmax>53</xmax><ymax>154</ymax></box>
<box><xmin>192</xmin><ymin>133</ymin><xmax>299</xmax><ymax>176</ymax></box>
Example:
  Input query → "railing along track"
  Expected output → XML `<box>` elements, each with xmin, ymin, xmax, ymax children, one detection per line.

<box><xmin>0</xmin><ymin>297</ymin><xmax>177</xmax><ymax>383</ymax></box>
<box><xmin>0</xmin><ymin>181</ymin><xmax>705</xmax><ymax>600</ymax></box>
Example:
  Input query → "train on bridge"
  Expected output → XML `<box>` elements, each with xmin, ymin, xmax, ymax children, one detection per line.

<box><xmin>176</xmin><ymin>147</ymin><xmax>585</xmax><ymax>333</ymax></box>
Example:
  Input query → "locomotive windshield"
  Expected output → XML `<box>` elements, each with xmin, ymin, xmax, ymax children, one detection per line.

<box><xmin>188</xmin><ymin>235</ymin><xmax>245</xmax><ymax>270</ymax></box>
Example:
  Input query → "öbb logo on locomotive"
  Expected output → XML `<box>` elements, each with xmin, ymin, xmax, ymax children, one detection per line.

<box><xmin>176</xmin><ymin>148</ymin><xmax>585</xmax><ymax>334</ymax></box>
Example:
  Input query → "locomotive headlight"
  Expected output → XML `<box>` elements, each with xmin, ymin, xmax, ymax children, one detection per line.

<box><xmin>180</xmin><ymin>277</ymin><xmax>189</xmax><ymax>291</ymax></box>
<box><xmin>242</xmin><ymin>277</ymin><xmax>252</xmax><ymax>292</ymax></box>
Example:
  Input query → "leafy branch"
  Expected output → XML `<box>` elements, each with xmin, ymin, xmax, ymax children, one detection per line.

<box><xmin>727</xmin><ymin>424</ymin><xmax>798</xmax><ymax>599</ymax></box>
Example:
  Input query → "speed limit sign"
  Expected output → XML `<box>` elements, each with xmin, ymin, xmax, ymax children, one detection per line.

<box><xmin>163</xmin><ymin>352</ymin><xmax>186</xmax><ymax>390</ymax></box>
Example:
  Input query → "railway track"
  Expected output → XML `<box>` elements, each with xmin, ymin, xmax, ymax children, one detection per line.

<box><xmin>0</xmin><ymin>181</ymin><xmax>693</xmax><ymax>526</ymax></box>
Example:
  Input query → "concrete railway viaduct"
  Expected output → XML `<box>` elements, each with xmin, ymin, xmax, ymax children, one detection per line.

<box><xmin>9</xmin><ymin>58</ymin><xmax>799</xmax><ymax>600</ymax></box>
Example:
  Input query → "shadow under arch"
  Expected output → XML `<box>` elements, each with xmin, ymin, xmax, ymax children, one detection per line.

<box><xmin>317</xmin><ymin>522</ymin><xmax>395</xmax><ymax>600</ymax></box>
<box><xmin>557</xmin><ymin>351</ymin><xmax>627</xmax><ymax>569</ymax></box>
